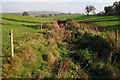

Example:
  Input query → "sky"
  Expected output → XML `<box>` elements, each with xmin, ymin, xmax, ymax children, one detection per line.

<box><xmin>1</xmin><ymin>0</ymin><xmax>119</xmax><ymax>2</ymax></box>
<box><xmin>1</xmin><ymin>0</ymin><xmax>120</xmax><ymax>13</ymax></box>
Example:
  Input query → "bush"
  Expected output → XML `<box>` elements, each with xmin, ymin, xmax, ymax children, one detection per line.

<box><xmin>67</xmin><ymin>32</ymin><xmax>112</xmax><ymax>59</ymax></box>
<box><xmin>77</xmin><ymin>49</ymin><xmax>92</xmax><ymax>62</ymax></box>
<box><xmin>22</xmin><ymin>11</ymin><xmax>29</xmax><ymax>16</ymax></box>
<box><xmin>42</xmin><ymin>54</ymin><xmax>48</xmax><ymax>61</ymax></box>
<box><xmin>76</xmin><ymin>49</ymin><xmax>93</xmax><ymax>70</ymax></box>
<box><xmin>91</xmin><ymin>64</ymin><xmax>120</xmax><ymax>78</ymax></box>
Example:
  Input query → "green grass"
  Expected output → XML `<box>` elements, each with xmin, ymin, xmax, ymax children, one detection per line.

<box><xmin>1</xmin><ymin>14</ymin><xmax>120</xmax><ymax>55</ymax></box>
<box><xmin>2</xmin><ymin>24</ymin><xmax>36</xmax><ymax>55</ymax></box>
<box><xmin>1</xmin><ymin>14</ymin><xmax>120</xmax><ymax>56</ymax></box>
<box><xmin>52</xmin><ymin>14</ymin><xmax>120</xmax><ymax>30</ymax></box>
<box><xmin>2</xmin><ymin>14</ymin><xmax>48</xmax><ymax>23</ymax></box>
<box><xmin>73</xmin><ymin>15</ymin><xmax>120</xmax><ymax>30</ymax></box>
<box><xmin>1</xmin><ymin>14</ymin><xmax>52</xmax><ymax>55</ymax></box>
<box><xmin>2</xmin><ymin>14</ymin><xmax>120</xmax><ymax>30</ymax></box>
<box><xmin>1</xmin><ymin>13</ymin><xmax>120</xmax><ymax>78</ymax></box>
<box><xmin>1</xmin><ymin>14</ymin><xmax>52</xmax><ymax>78</ymax></box>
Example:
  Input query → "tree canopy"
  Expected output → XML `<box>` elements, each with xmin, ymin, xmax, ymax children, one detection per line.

<box><xmin>22</xmin><ymin>11</ymin><xmax>29</xmax><ymax>16</ymax></box>
<box><xmin>85</xmin><ymin>5</ymin><xmax>96</xmax><ymax>15</ymax></box>
<box><xmin>104</xmin><ymin>1</ymin><xmax>120</xmax><ymax>15</ymax></box>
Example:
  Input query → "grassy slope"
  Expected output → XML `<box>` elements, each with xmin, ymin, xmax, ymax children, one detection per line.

<box><xmin>74</xmin><ymin>15</ymin><xmax>120</xmax><ymax>30</ymax></box>
<box><xmin>53</xmin><ymin>14</ymin><xmax>120</xmax><ymax>30</ymax></box>
<box><xmin>2</xmin><ymin>14</ymin><xmax>120</xmax><ymax>29</ymax></box>
<box><xmin>2</xmin><ymin>14</ymin><xmax>52</xmax><ymax>78</ymax></box>
<box><xmin>1</xmin><ymin>14</ymin><xmax>120</xmax><ymax>78</ymax></box>
<box><xmin>1</xmin><ymin>13</ymin><xmax>120</xmax><ymax>58</ymax></box>
<box><xmin>2</xmin><ymin>14</ymin><xmax>51</xmax><ymax>25</ymax></box>
<box><xmin>1</xmin><ymin>13</ymin><xmax>120</xmax><ymax>57</ymax></box>
<box><xmin>2</xmin><ymin>14</ymin><xmax>49</xmax><ymax>56</ymax></box>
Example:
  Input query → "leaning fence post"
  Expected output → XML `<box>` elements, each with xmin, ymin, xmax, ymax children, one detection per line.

<box><xmin>95</xmin><ymin>27</ymin><xmax>99</xmax><ymax>35</ymax></box>
<box><xmin>10</xmin><ymin>30</ymin><xmax>14</xmax><ymax>57</ymax></box>
<box><xmin>87</xmin><ymin>26</ymin><xmax>91</xmax><ymax>33</ymax></box>
<box><xmin>103</xmin><ymin>28</ymin><xmax>106</xmax><ymax>32</ymax></box>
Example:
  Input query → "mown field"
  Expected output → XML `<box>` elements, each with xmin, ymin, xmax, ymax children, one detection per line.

<box><xmin>1</xmin><ymin>14</ymin><xmax>120</xmax><ymax>78</ymax></box>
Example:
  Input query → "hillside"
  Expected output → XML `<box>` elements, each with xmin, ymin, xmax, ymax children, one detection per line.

<box><xmin>3</xmin><ymin>11</ymin><xmax>62</xmax><ymax>16</ymax></box>
<box><xmin>1</xmin><ymin>14</ymin><xmax>120</xmax><ymax>79</ymax></box>
<box><xmin>52</xmin><ymin>14</ymin><xmax>120</xmax><ymax>30</ymax></box>
<box><xmin>2</xmin><ymin>14</ymin><xmax>120</xmax><ymax>30</ymax></box>
<box><xmin>28</xmin><ymin>11</ymin><xmax>62</xmax><ymax>15</ymax></box>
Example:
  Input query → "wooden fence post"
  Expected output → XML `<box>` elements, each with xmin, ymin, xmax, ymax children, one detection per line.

<box><xmin>80</xmin><ymin>24</ymin><xmax>83</xmax><ymax>30</ymax></box>
<box><xmin>41</xmin><ymin>21</ymin><xmax>42</xmax><ymax>29</ymax></box>
<box><xmin>10</xmin><ymin>30</ymin><xmax>14</xmax><ymax>57</ymax></box>
<box><xmin>95</xmin><ymin>27</ymin><xmax>99</xmax><ymax>35</ymax></box>
<box><xmin>84</xmin><ymin>26</ymin><xmax>87</xmax><ymax>32</ymax></box>
<box><xmin>87</xmin><ymin>26</ymin><xmax>91</xmax><ymax>33</ymax></box>
<box><xmin>108</xmin><ymin>43</ymin><xmax>113</xmax><ymax>64</ymax></box>
<box><xmin>103</xmin><ymin>28</ymin><xmax>106</xmax><ymax>32</ymax></box>
<box><xmin>80</xmin><ymin>24</ymin><xmax>82</xmax><ymax>27</ymax></box>
<box><xmin>116</xmin><ymin>30</ymin><xmax>119</xmax><ymax>47</ymax></box>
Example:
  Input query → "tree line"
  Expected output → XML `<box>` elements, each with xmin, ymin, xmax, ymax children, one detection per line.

<box><xmin>85</xmin><ymin>1</ymin><xmax>120</xmax><ymax>16</ymax></box>
<box><xmin>97</xmin><ymin>1</ymin><xmax>120</xmax><ymax>16</ymax></box>
<box><xmin>104</xmin><ymin>1</ymin><xmax>120</xmax><ymax>15</ymax></box>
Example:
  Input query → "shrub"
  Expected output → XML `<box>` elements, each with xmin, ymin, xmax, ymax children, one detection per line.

<box><xmin>91</xmin><ymin>64</ymin><xmax>120</xmax><ymax>78</ymax></box>
<box><xmin>77</xmin><ymin>49</ymin><xmax>92</xmax><ymax>61</ymax></box>
<box><xmin>76</xmin><ymin>49</ymin><xmax>93</xmax><ymax>70</ymax></box>
<box><xmin>22</xmin><ymin>11</ymin><xmax>29</xmax><ymax>16</ymax></box>
<box><xmin>42</xmin><ymin>54</ymin><xmax>48</xmax><ymax>61</ymax></box>
<box><xmin>67</xmin><ymin>32</ymin><xmax>112</xmax><ymax>59</ymax></box>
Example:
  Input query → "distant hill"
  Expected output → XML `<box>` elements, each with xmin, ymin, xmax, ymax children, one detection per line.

<box><xmin>2</xmin><ymin>11</ymin><xmax>62</xmax><ymax>16</ymax></box>
<box><xmin>2</xmin><ymin>13</ymin><xmax>20</xmax><ymax>15</ymax></box>
<box><xmin>28</xmin><ymin>11</ymin><xmax>62</xmax><ymax>15</ymax></box>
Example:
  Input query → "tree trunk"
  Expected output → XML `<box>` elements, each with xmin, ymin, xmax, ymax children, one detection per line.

<box><xmin>87</xmin><ymin>12</ymin><xmax>89</xmax><ymax>15</ymax></box>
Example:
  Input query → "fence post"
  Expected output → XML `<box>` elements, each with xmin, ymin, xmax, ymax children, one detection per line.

<box><xmin>41</xmin><ymin>21</ymin><xmax>42</xmax><ymax>29</ymax></box>
<box><xmin>108</xmin><ymin>43</ymin><xmax>113</xmax><ymax>64</ymax></box>
<box><xmin>81</xmin><ymin>24</ymin><xmax>83</xmax><ymax>30</ymax></box>
<box><xmin>103</xmin><ymin>28</ymin><xmax>106</xmax><ymax>32</ymax></box>
<box><xmin>87</xmin><ymin>26</ymin><xmax>91</xmax><ymax>33</ymax></box>
<box><xmin>116</xmin><ymin>30</ymin><xmax>118</xmax><ymax>47</ymax></box>
<box><xmin>95</xmin><ymin>27</ymin><xmax>99</xmax><ymax>35</ymax></box>
<box><xmin>10</xmin><ymin>30</ymin><xmax>14</xmax><ymax>57</ymax></box>
<box><xmin>84</xmin><ymin>26</ymin><xmax>87</xmax><ymax>32</ymax></box>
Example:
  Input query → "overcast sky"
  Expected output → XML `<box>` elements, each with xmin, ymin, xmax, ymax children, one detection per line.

<box><xmin>1</xmin><ymin>0</ymin><xmax>119</xmax><ymax>2</ymax></box>
<box><xmin>1</xmin><ymin>0</ymin><xmax>120</xmax><ymax>13</ymax></box>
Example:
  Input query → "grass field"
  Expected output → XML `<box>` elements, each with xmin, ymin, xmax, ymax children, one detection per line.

<box><xmin>52</xmin><ymin>14</ymin><xmax>120</xmax><ymax>30</ymax></box>
<box><xmin>1</xmin><ymin>14</ymin><xmax>120</xmax><ymax>56</ymax></box>
<box><xmin>2</xmin><ymin>14</ymin><xmax>120</xmax><ymax>29</ymax></box>
<box><xmin>1</xmin><ymin>14</ymin><xmax>120</xmax><ymax>78</ymax></box>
